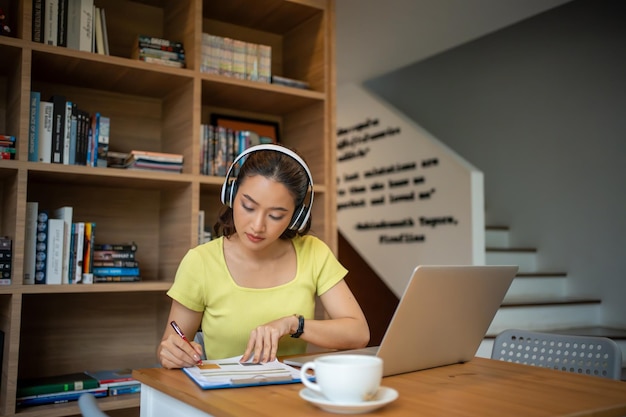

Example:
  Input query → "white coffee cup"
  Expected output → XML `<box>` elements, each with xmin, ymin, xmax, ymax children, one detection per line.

<box><xmin>300</xmin><ymin>354</ymin><xmax>383</xmax><ymax>403</ymax></box>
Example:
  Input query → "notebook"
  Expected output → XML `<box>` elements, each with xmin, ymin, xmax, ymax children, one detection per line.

<box><xmin>284</xmin><ymin>265</ymin><xmax>518</xmax><ymax>376</ymax></box>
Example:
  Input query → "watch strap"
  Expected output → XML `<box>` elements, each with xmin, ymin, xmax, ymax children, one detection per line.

<box><xmin>291</xmin><ymin>314</ymin><xmax>304</xmax><ymax>338</ymax></box>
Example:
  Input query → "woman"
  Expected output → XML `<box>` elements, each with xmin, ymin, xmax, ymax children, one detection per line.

<box><xmin>157</xmin><ymin>144</ymin><xmax>369</xmax><ymax>368</ymax></box>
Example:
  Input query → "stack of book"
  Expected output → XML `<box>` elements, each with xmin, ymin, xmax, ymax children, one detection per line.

<box><xmin>0</xmin><ymin>135</ymin><xmax>16</xmax><ymax>159</ymax></box>
<box><xmin>16</xmin><ymin>372</ymin><xmax>106</xmax><ymax>407</ymax></box>
<box><xmin>132</xmin><ymin>35</ymin><xmax>185</xmax><ymax>68</ymax></box>
<box><xmin>16</xmin><ymin>368</ymin><xmax>140</xmax><ymax>407</ymax></box>
<box><xmin>93</xmin><ymin>242</ymin><xmax>140</xmax><ymax>283</ymax></box>
<box><xmin>85</xmin><ymin>368</ymin><xmax>140</xmax><ymax>396</ymax></box>
<box><xmin>200</xmin><ymin>33</ymin><xmax>270</xmax><ymax>83</ymax></box>
<box><xmin>0</xmin><ymin>237</ymin><xmax>11</xmax><ymax>285</ymax></box>
<box><xmin>271</xmin><ymin>75</ymin><xmax>310</xmax><ymax>90</ymax></box>
<box><xmin>124</xmin><ymin>150</ymin><xmax>183</xmax><ymax>173</ymax></box>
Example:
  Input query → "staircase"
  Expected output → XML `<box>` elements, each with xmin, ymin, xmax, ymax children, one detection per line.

<box><xmin>476</xmin><ymin>226</ymin><xmax>626</xmax><ymax>379</ymax></box>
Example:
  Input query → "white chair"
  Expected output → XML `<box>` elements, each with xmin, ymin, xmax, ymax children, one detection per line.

<box><xmin>491</xmin><ymin>328</ymin><xmax>622</xmax><ymax>380</ymax></box>
<box><xmin>194</xmin><ymin>331</ymin><xmax>207</xmax><ymax>360</ymax></box>
<box><xmin>78</xmin><ymin>393</ymin><xmax>110</xmax><ymax>417</ymax></box>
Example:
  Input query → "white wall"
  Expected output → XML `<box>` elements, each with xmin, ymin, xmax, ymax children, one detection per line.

<box><xmin>336</xmin><ymin>84</ymin><xmax>484</xmax><ymax>297</ymax></box>
<box><xmin>364</xmin><ymin>0</ymin><xmax>626</xmax><ymax>326</ymax></box>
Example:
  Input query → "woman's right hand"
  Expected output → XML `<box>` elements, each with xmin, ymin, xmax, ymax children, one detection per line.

<box><xmin>158</xmin><ymin>333</ymin><xmax>204</xmax><ymax>369</ymax></box>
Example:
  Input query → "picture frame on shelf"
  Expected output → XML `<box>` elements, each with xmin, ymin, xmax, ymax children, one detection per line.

<box><xmin>210</xmin><ymin>114</ymin><xmax>280</xmax><ymax>144</ymax></box>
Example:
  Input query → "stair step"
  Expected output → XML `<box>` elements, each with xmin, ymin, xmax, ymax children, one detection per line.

<box><xmin>488</xmin><ymin>298</ymin><xmax>601</xmax><ymax>335</ymax></box>
<box><xmin>486</xmin><ymin>249</ymin><xmax>537</xmax><ymax>272</ymax></box>
<box><xmin>486</xmin><ymin>227</ymin><xmax>510</xmax><ymax>248</ymax></box>
<box><xmin>505</xmin><ymin>273</ymin><xmax>568</xmax><ymax>299</ymax></box>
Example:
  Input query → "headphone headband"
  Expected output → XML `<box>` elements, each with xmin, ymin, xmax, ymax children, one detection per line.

<box><xmin>220</xmin><ymin>144</ymin><xmax>315</xmax><ymax>232</ymax></box>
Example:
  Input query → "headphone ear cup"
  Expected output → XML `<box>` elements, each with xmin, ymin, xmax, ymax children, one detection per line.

<box><xmin>221</xmin><ymin>180</ymin><xmax>237</xmax><ymax>208</ymax></box>
<box><xmin>289</xmin><ymin>204</ymin><xmax>307</xmax><ymax>231</ymax></box>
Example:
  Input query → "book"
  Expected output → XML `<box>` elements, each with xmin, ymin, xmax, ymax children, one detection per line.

<box><xmin>57</xmin><ymin>0</ymin><xmax>68</xmax><ymax>47</ymax></box>
<box><xmin>68</xmin><ymin>103</ymin><xmax>77</xmax><ymax>165</ymax></box>
<box><xmin>109</xmin><ymin>383</ymin><xmax>141</xmax><ymax>396</ymax></box>
<box><xmin>182</xmin><ymin>355</ymin><xmax>302</xmax><ymax>390</ymax></box>
<box><xmin>200</xmin><ymin>33</ymin><xmax>220</xmax><ymax>75</ymax></box>
<box><xmin>80</xmin><ymin>222</ymin><xmax>95</xmax><ymax>283</ymax></box>
<box><xmin>245</xmin><ymin>42</ymin><xmax>259</xmax><ymax>81</ymax></box>
<box><xmin>92</xmin><ymin>260</ymin><xmax>138</xmax><ymax>267</ymax></box>
<box><xmin>96</xmin><ymin>114</ymin><xmax>109</xmax><ymax>167</ymax></box>
<box><xmin>88</xmin><ymin>111</ymin><xmax>99</xmax><ymax>167</ymax></box>
<box><xmin>28</xmin><ymin>91</ymin><xmax>40</xmax><ymax>162</ymax></box>
<box><xmin>32</xmin><ymin>0</ymin><xmax>44</xmax><ymax>43</ymax></box>
<box><xmin>137</xmin><ymin>35</ymin><xmax>184</xmax><ymax>51</ymax></box>
<box><xmin>75</xmin><ymin>108</ymin><xmax>90</xmax><ymax>165</ymax></box>
<box><xmin>17</xmin><ymin>387</ymin><xmax>107</xmax><ymax>407</ymax></box>
<box><xmin>23</xmin><ymin>202</ymin><xmax>39</xmax><ymax>284</ymax></box>
<box><xmin>62</xmin><ymin>100</ymin><xmax>72</xmax><ymax>164</ymax></box>
<box><xmin>93</xmin><ymin>250</ymin><xmax>135</xmax><ymax>261</ymax></box>
<box><xmin>44</xmin><ymin>0</ymin><xmax>58</xmax><ymax>46</ymax></box>
<box><xmin>257</xmin><ymin>44</ymin><xmax>271</xmax><ymax>83</ymax></box>
<box><xmin>93</xmin><ymin>275</ymin><xmax>141</xmax><ymax>283</ymax></box>
<box><xmin>45</xmin><ymin>218</ymin><xmax>64</xmax><ymax>284</ymax></box>
<box><xmin>0</xmin><ymin>237</ymin><xmax>11</xmax><ymax>284</ymax></box>
<box><xmin>35</xmin><ymin>209</ymin><xmax>49</xmax><ymax>284</ymax></box>
<box><xmin>66</xmin><ymin>0</ymin><xmax>93</xmax><ymax>52</ymax></box>
<box><xmin>100</xmin><ymin>7</ymin><xmax>109</xmax><ymax>55</ymax></box>
<box><xmin>133</xmin><ymin>47</ymin><xmax>185</xmax><ymax>62</ymax></box>
<box><xmin>93</xmin><ymin>266</ymin><xmax>140</xmax><ymax>276</ymax></box>
<box><xmin>52</xmin><ymin>206</ymin><xmax>73</xmax><ymax>284</ymax></box>
<box><xmin>137</xmin><ymin>55</ymin><xmax>185</xmax><ymax>68</ymax></box>
<box><xmin>38</xmin><ymin>100</ymin><xmax>53</xmax><ymax>163</ymax></box>
<box><xmin>72</xmin><ymin>221</ymin><xmax>84</xmax><ymax>283</ymax></box>
<box><xmin>94</xmin><ymin>6</ymin><xmax>104</xmax><ymax>54</ymax></box>
<box><xmin>271</xmin><ymin>75</ymin><xmax>310</xmax><ymax>90</ymax></box>
<box><xmin>93</xmin><ymin>242</ymin><xmax>137</xmax><ymax>252</ymax></box>
<box><xmin>85</xmin><ymin>368</ymin><xmax>135</xmax><ymax>387</ymax></box>
<box><xmin>49</xmin><ymin>94</ymin><xmax>67</xmax><ymax>164</ymax></box>
<box><xmin>17</xmin><ymin>371</ymin><xmax>99</xmax><ymax>397</ymax></box>
<box><xmin>124</xmin><ymin>150</ymin><xmax>183</xmax><ymax>172</ymax></box>
<box><xmin>79</xmin><ymin>0</ymin><xmax>94</xmax><ymax>52</ymax></box>
<box><xmin>232</xmin><ymin>39</ymin><xmax>246</xmax><ymax>79</ymax></box>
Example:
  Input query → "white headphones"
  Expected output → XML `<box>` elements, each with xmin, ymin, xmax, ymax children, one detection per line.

<box><xmin>220</xmin><ymin>144</ymin><xmax>314</xmax><ymax>232</ymax></box>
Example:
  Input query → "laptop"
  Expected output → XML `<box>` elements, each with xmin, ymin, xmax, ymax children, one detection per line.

<box><xmin>284</xmin><ymin>265</ymin><xmax>518</xmax><ymax>376</ymax></box>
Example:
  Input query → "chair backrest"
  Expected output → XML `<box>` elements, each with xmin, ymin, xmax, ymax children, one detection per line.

<box><xmin>78</xmin><ymin>393</ymin><xmax>110</xmax><ymax>417</ymax></box>
<box><xmin>491</xmin><ymin>329</ymin><xmax>623</xmax><ymax>380</ymax></box>
<box><xmin>194</xmin><ymin>331</ymin><xmax>207</xmax><ymax>360</ymax></box>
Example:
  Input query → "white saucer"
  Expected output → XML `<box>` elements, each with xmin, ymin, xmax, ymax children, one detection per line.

<box><xmin>299</xmin><ymin>386</ymin><xmax>398</xmax><ymax>414</ymax></box>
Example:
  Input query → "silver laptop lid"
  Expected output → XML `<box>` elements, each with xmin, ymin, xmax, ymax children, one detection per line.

<box><xmin>377</xmin><ymin>265</ymin><xmax>517</xmax><ymax>376</ymax></box>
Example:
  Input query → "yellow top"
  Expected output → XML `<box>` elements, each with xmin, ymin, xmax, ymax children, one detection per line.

<box><xmin>167</xmin><ymin>235</ymin><xmax>347</xmax><ymax>359</ymax></box>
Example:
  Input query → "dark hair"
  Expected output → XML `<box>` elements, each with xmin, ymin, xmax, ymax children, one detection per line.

<box><xmin>214</xmin><ymin>147</ymin><xmax>312</xmax><ymax>239</ymax></box>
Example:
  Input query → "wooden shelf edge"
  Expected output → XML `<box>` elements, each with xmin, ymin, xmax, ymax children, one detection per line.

<box><xmin>15</xmin><ymin>282</ymin><xmax>171</xmax><ymax>294</ymax></box>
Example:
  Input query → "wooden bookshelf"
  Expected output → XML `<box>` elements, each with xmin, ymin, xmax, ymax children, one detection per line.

<box><xmin>0</xmin><ymin>0</ymin><xmax>336</xmax><ymax>415</ymax></box>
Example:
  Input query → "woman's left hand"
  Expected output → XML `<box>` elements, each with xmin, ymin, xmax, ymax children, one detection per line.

<box><xmin>240</xmin><ymin>315</ymin><xmax>296</xmax><ymax>363</ymax></box>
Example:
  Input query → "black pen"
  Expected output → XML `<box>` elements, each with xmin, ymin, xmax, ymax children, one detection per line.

<box><xmin>170</xmin><ymin>321</ymin><xmax>203</xmax><ymax>365</ymax></box>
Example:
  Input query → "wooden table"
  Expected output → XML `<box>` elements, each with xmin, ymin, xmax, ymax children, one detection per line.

<box><xmin>133</xmin><ymin>357</ymin><xmax>626</xmax><ymax>417</ymax></box>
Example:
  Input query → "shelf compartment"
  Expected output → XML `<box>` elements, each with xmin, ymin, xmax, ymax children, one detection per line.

<box><xmin>204</xmin><ymin>0</ymin><xmax>325</xmax><ymax>34</ymax></box>
<box><xmin>203</xmin><ymin>0</ymin><xmax>328</xmax><ymax>92</ymax></box>
<box><xmin>30</xmin><ymin>48</ymin><xmax>192</xmax><ymax>98</ymax></box>
<box><xmin>26</xmin><ymin>172</ymin><xmax>194</xmax><ymax>283</ymax></box>
<box><xmin>18</xmin><ymin>292</ymin><xmax>168</xmax><ymax>378</ymax></box>
<box><xmin>0</xmin><ymin>39</ymin><xmax>24</xmax><ymax>162</ymax></box>
<box><xmin>30</xmin><ymin>54</ymin><xmax>195</xmax><ymax>171</ymax></box>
